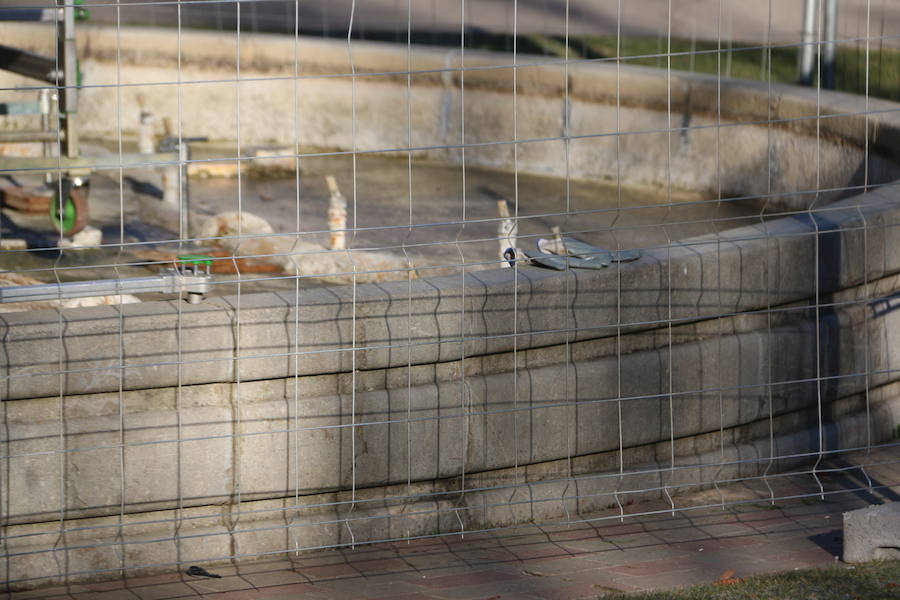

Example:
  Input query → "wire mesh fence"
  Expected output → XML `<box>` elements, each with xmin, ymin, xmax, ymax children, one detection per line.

<box><xmin>1</xmin><ymin>0</ymin><xmax>900</xmax><ymax>591</ymax></box>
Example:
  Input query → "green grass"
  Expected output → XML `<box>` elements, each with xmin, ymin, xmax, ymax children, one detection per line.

<box><xmin>570</xmin><ymin>36</ymin><xmax>900</xmax><ymax>100</ymax></box>
<box><xmin>510</xmin><ymin>33</ymin><xmax>900</xmax><ymax>102</ymax></box>
<box><xmin>599</xmin><ymin>560</ymin><xmax>900</xmax><ymax>600</ymax></box>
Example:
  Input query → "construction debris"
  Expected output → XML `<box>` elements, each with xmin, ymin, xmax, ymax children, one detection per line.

<box><xmin>198</xmin><ymin>208</ymin><xmax>414</xmax><ymax>284</ymax></box>
<box><xmin>245</xmin><ymin>147</ymin><xmax>297</xmax><ymax>176</ymax></box>
<box><xmin>0</xmin><ymin>238</ymin><xmax>27</xmax><ymax>250</ymax></box>
<box><xmin>187</xmin><ymin>161</ymin><xmax>240</xmax><ymax>179</ymax></box>
<box><xmin>187</xmin><ymin>148</ymin><xmax>297</xmax><ymax>179</ymax></box>
<box><xmin>0</xmin><ymin>184</ymin><xmax>52</xmax><ymax>214</ymax></box>
<box><xmin>134</xmin><ymin>248</ymin><xmax>284</xmax><ymax>275</ymax></box>
<box><xmin>199</xmin><ymin>210</ymin><xmax>274</xmax><ymax>239</ymax></box>
<box><xmin>505</xmin><ymin>231</ymin><xmax>642</xmax><ymax>270</ymax></box>
<box><xmin>60</xmin><ymin>225</ymin><xmax>102</xmax><ymax>248</ymax></box>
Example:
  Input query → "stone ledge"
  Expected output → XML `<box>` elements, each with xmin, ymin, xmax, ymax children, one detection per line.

<box><xmin>2</xmin><ymin>292</ymin><xmax>897</xmax><ymax>524</ymax></box>
<box><xmin>1</xmin><ymin>186</ymin><xmax>899</xmax><ymax>401</ymax></box>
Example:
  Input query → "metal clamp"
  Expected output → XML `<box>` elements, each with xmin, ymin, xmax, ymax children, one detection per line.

<box><xmin>172</xmin><ymin>255</ymin><xmax>214</xmax><ymax>304</ymax></box>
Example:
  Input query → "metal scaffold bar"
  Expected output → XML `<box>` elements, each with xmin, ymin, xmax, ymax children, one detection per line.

<box><xmin>0</xmin><ymin>264</ymin><xmax>213</xmax><ymax>305</ymax></box>
<box><xmin>0</xmin><ymin>152</ymin><xmax>178</xmax><ymax>173</ymax></box>
<box><xmin>0</xmin><ymin>44</ymin><xmax>59</xmax><ymax>83</ymax></box>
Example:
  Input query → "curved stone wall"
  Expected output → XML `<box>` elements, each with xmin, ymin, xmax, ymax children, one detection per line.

<box><xmin>2</xmin><ymin>24</ymin><xmax>900</xmax><ymax>588</ymax></box>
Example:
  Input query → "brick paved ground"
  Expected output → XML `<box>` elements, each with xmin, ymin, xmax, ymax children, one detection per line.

<box><xmin>9</xmin><ymin>446</ymin><xmax>900</xmax><ymax>600</ymax></box>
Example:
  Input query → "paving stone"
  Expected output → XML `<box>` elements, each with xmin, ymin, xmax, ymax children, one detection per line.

<box><xmin>524</xmin><ymin>581</ymin><xmax>613</xmax><ymax>600</ymax></box>
<box><xmin>184</xmin><ymin>576</ymin><xmax>254</xmax><ymax>595</ymax></box>
<box><xmin>626</xmin><ymin>567</ymin><xmax>713</xmax><ymax>591</ymax></box>
<box><xmin>413</xmin><ymin>569</ymin><xmax>520</xmax><ymax>590</ymax></box>
<box><xmin>82</xmin><ymin>580</ymin><xmax>132</xmax><ymax>593</ymax></box>
<box><xmin>313</xmin><ymin>578</ymin><xmax>424</xmax><ymax>598</ymax></box>
<box><xmin>402</xmin><ymin>562</ymin><xmax>479</xmax><ymax>577</ymax></box>
<box><xmin>602</xmin><ymin>556</ymin><xmax>701</xmax><ymax>578</ymax></box>
<box><xmin>241</xmin><ymin>569</ymin><xmax>308</xmax><ymax>588</ymax></box>
<box><xmin>597</xmin><ymin>533</ymin><xmax>666</xmax><ymax>550</ymax></box>
<box><xmin>350</xmin><ymin>558</ymin><xmax>414</xmax><ymax>574</ymax></box>
<box><xmin>7</xmin><ymin>589</ymin><xmax>80</xmax><ymax>600</ymax></box>
<box><xmin>552</xmin><ymin>539</ymin><xmax>620</xmax><ymax>556</ymax></box>
<box><xmin>638</xmin><ymin>515</ymin><xmax>695</xmax><ymax>533</ymax></box>
<box><xmin>74</xmin><ymin>590</ymin><xmax>142</xmax><ymax>600</ymax></box>
<box><xmin>233</xmin><ymin>560</ymin><xmax>296</xmax><ymax>575</ymax></box>
<box><xmin>695</xmin><ymin>522</ymin><xmax>754</xmax><ymax>537</ymax></box>
<box><xmin>368</xmin><ymin>594</ymin><xmax>446</xmax><ymax>600</ymax></box>
<box><xmin>407</xmin><ymin>565</ymin><xmax>489</xmax><ymax>581</ymax></box>
<box><xmin>583</xmin><ymin>545</ymin><xmax>685</xmax><ymax>568</ymax></box>
<box><xmin>670</xmin><ymin>534</ymin><xmax>763</xmax><ymax>552</ymax></box>
<box><xmin>546</xmin><ymin>527</ymin><xmax>605</xmax><ymax>542</ymax></box>
<box><xmin>449</xmin><ymin>548</ymin><xmax>520</xmax><ymax>566</ymax></box>
<box><xmin>244</xmin><ymin>582</ymin><xmax>327</xmax><ymax>598</ymax></box>
<box><xmin>121</xmin><ymin>575</ymin><xmax>193</xmax><ymax>589</ymax></box>
<box><xmin>425</xmin><ymin>579</ymin><xmax>543</xmax><ymax>600</ymax></box>
<box><xmin>507</xmin><ymin>545</ymin><xmax>573</xmax><ymax>561</ymax></box>
<box><xmin>298</xmin><ymin>563</ymin><xmax>363</xmax><ymax>581</ymax></box>
<box><xmin>770</xmin><ymin>548</ymin><xmax>840</xmax><ymax>567</ymax></box>
<box><xmin>131</xmin><ymin>582</ymin><xmax>197</xmax><ymax>600</ymax></box>
<box><xmin>514</xmin><ymin>555</ymin><xmax>604</xmax><ymax>577</ymax></box>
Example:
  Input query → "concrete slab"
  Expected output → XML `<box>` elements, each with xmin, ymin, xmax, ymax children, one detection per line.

<box><xmin>843</xmin><ymin>502</ymin><xmax>900</xmax><ymax>562</ymax></box>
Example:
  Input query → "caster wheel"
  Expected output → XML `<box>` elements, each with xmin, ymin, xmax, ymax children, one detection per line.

<box><xmin>51</xmin><ymin>181</ymin><xmax>90</xmax><ymax>235</ymax></box>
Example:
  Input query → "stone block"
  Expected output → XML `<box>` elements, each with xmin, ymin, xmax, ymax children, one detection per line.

<box><xmin>843</xmin><ymin>502</ymin><xmax>900</xmax><ymax>562</ymax></box>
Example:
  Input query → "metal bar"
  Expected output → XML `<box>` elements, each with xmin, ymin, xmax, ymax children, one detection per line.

<box><xmin>0</xmin><ymin>152</ymin><xmax>178</xmax><ymax>173</ymax></box>
<box><xmin>0</xmin><ymin>44</ymin><xmax>58</xmax><ymax>83</ymax></box>
<box><xmin>178</xmin><ymin>143</ymin><xmax>191</xmax><ymax>238</ymax></box>
<box><xmin>823</xmin><ymin>0</ymin><xmax>838</xmax><ymax>89</ymax></box>
<box><xmin>0</xmin><ymin>269</ymin><xmax>212</xmax><ymax>304</ymax></box>
<box><xmin>40</xmin><ymin>89</ymin><xmax>53</xmax><ymax>183</ymax></box>
<box><xmin>799</xmin><ymin>0</ymin><xmax>818</xmax><ymax>85</ymax></box>
<box><xmin>0</xmin><ymin>130</ymin><xmax>62</xmax><ymax>143</ymax></box>
<box><xmin>0</xmin><ymin>277</ymin><xmax>172</xmax><ymax>303</ymax></box>
<box><xmin>58</xmin><ymin>0</ymin><xmax>78</xmax><ymax>159</ymax></box>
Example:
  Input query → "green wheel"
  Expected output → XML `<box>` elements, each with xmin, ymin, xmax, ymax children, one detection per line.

<box><xmin>50</xmin><ymin>184</ymin><xmax>90</xmax><ymax>235</ymax></box>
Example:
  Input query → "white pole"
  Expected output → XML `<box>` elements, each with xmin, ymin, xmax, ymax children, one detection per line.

<box><xmin>799</xmin><ymin>0</ymin><xmax>818</xmax><ymax>86</ymax></box>
<box><xmin>823</xmin><ymin>0</ymin><xmax>838</xmax><ymax>89</ymax></box>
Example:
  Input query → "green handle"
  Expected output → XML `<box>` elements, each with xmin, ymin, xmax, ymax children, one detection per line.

<box><xmin>177</xmin><ymin>254</ymin><xmax>214</xmax><ymax>268</ymax></box>
<box><xmin>74</xmin><ymin>0</ymin><xmax>89</xmax><ymax>21</ymax></box>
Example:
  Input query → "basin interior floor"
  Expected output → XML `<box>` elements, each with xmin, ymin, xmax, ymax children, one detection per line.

<box><xmin>0</xmin><ymin>147</ymin><xmax>763</xmax><ymax>298</ymax></box>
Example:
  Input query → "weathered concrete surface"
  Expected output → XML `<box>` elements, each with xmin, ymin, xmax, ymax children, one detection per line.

<box><xmin>3</xmin><ymin>385</ymin><xmax>899</xmax><ymax>588</ymax></box>
<box><xmin>843</xmin><ymin>502</ymin><xmax>900</xmax><ymax>562</ymax></box>
<box><xmin>2</xmin><ymin>264</ymin><xmax>900</xmax><ymax>525</ymax></box>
